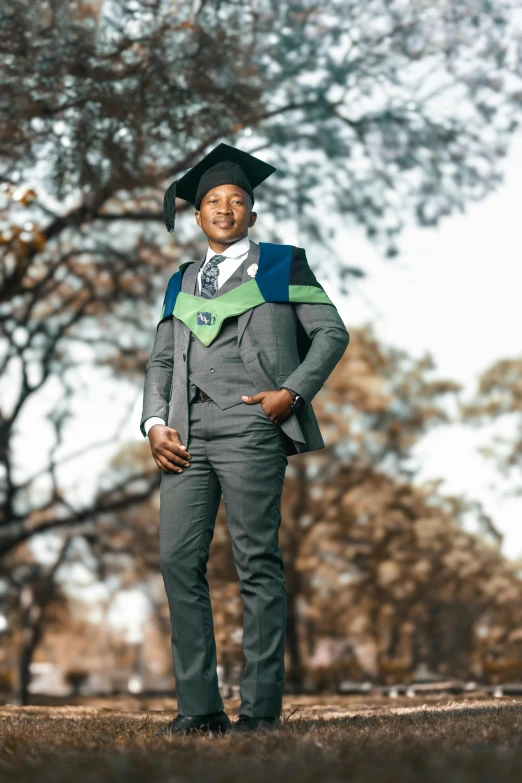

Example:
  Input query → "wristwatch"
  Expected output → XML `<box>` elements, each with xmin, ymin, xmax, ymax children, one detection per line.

<box><xmin>282</xmin><ymin>387</ymin><xmax>305</xmax><ymax>412</ymax></box>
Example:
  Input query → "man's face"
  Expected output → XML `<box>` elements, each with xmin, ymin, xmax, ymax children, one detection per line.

<box><xmin>195</xmin><ymin>184</ymin><xmax>257</xmax><ymax>244</ymax></box>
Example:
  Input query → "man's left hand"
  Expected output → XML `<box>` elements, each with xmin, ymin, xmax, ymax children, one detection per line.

<box><xmin>241</xmin><ymin>389</ymin><xmax>294</xmax><ymax>425</ymax></box>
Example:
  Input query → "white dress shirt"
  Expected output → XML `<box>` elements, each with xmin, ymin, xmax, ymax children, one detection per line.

<box><xmin>197</xmin><ymin>233</ymin><xmax>250</xmax><ymax>292</ymax></box>
<box><xmin>144</xmin><ymin>236</ymin><xmax>251</xmax><ymax>435</ymax></box>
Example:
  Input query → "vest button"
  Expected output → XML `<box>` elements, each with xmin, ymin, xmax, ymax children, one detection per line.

<box><xmin>183</xmin><ymin>353</ymin><xmax>186</xmax><ymax>361</ymax></box>
<box><xmin>209</xmin><ymin>367</ymin><xmax>215</xmax><ymax>373</ymax></box>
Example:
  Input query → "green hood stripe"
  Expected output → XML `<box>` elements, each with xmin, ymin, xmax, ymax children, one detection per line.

<box><xmin>173</xmin><ymin>280</ymin><xmax>333</xmax><ymax>347</ymax></box>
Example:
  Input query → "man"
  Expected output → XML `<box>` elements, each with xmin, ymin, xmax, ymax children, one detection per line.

<box><xmin>141</xmin><ymin>143</ymin><xmax>350</xmax><ymax>736</ymax></box>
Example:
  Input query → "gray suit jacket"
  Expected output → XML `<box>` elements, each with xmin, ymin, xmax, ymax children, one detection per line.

<box><xmin>141</xmin><ymin>240</ymin><xmax>350</xmax><ymax>456</ymax></box>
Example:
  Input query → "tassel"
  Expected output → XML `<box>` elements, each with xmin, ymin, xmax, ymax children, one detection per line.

<box><xmin>163</xmin><ymin>180</ymin><xmax>177</xmax><ymax>232</ymax></box>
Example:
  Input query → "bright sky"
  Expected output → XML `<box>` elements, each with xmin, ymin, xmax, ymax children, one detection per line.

<box><xmin>320</xmin><ymin>136</ymin><xmax>522</xmax><ymax>558</ymax></box>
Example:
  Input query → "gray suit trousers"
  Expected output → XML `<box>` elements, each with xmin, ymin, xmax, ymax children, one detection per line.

<box><xmin>159</xmin><ymin>395</ymin><xmax>289</xmax><ymax>718</ymax></box>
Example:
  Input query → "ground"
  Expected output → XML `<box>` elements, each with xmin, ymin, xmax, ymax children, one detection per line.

<box><xmin>2</xmin><ymin>694</ymin><xmax>522</xmax><ymax>782</ymax></box>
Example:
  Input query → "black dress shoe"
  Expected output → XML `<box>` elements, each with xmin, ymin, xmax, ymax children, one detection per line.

<box><xmin>231</xmin><ymin>714</ymin><xmax>280</xmax><ymax>733</ymax></box>
<box><xmin>155</xmin><ymin>710</ymin><xmax>231</xmax><ymax>736</ymax></box>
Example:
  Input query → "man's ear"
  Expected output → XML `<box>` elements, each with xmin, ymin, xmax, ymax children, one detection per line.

<box><xmin>194</xmin><ymin>210</ymin><xmax>202</xmax><ymax>228</ymax></box>
<box><xmin>248</xmin><ymin>211</ymin><xmax>257</xmax><ymax>228</ymax></box>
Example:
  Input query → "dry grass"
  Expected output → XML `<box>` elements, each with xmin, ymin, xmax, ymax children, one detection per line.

<box><xmin>2</xmin><ymin>694</ymin><xmax>522</xmax><ymax>782</ymax></box>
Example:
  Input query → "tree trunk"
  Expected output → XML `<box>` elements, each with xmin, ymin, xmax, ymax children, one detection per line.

<box><xmin>19</xmin><ymin>623</ymin><xmax>39</xmax><ymax>706</ymax></box>
<box><xmin>17</xmin><ymin>536</ymin><xmax>73</xmax><ymax>705</ymax></box>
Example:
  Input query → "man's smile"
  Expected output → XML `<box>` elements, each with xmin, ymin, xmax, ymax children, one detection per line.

<box><xmin>213</xmin><ymin>218</ymin><xmax>235</xmax><ymax>227</ymax></box>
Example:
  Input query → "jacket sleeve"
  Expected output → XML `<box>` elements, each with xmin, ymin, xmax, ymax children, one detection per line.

<box><xmin>278</xmin><ymin>249</ymin><xmax>350</xmax><ymax>405</ymax></box>
<box><xmin>140</xmin><ymin>318</ymin><xmax>174</xmax><ymax>436</ymax></box>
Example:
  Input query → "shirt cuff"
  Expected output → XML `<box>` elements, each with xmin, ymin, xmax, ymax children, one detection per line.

<box><xmin>144</xmin><ymin>416</ymin><xmax>166</xmax><ymax>435</ymax></box>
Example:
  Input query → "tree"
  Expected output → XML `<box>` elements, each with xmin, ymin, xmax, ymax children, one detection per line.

<box><xmin>0</xmin><ymin>534</ymin><xmax>74</xmax><ymax>704</ymax></box>
<box><xmin>2</xmin><ymin>0</ymin><xmax>521</xmax><ymax>558</ymax></box>
<box><xmin>460</xmin><ymin>356</ymin><xmax>522</xmax><ymax>492</ymax></box>
<box><xmin>1</xmin><ymin>0</ymin><xmax>522</xmax><ymax>692</ymax></box>
<box><xmin>8</xmin><ymin>326</ymin><xmax>522</xmax><ymax>694</ymax></box>
<box><xmin>294</xmin><ymin>468</ymin><xmax>522</xmax><ymax>685</ymax></box>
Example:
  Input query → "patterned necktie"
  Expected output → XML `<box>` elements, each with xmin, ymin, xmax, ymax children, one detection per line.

<box><xmin>200</xmin><ymin>254</ymin><xmax>226</xmax><ymax>299</ymax></box>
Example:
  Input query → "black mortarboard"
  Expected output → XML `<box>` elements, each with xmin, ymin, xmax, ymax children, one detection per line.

<box><xmin>163</xmin><ymin>143</ymin><xmax>276</xmax><ymax>232</ymax></box>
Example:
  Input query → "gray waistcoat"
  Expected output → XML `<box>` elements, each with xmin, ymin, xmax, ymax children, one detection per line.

<box><xmin>187</xmin><ymin>258</ymin><xmax>259</xmax><ymax>410</ymax></box>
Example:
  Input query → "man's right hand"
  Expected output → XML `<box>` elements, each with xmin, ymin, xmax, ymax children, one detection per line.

<box><xmin>148</xmin><ymin>425</ymin><xmax>191</xmax><ymax>473</ymax></box>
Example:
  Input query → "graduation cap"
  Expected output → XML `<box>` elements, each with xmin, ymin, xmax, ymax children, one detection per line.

<box><xmin>163</xmin><ymin>143</ymin><xmax>276</xmax><ymax>232</ymax></box>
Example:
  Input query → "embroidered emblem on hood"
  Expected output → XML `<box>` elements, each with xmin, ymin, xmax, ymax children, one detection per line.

<box><xmin>197</xmin><ymin>312</ymin><xmax>216</xmax><ymax>325</ymax></box>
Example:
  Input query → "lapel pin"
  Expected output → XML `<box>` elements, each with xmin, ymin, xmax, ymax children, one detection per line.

<box><xmin>247</xmin><ymin>263</ymin><xmax>258</xmax><ymax>277</ymax></box>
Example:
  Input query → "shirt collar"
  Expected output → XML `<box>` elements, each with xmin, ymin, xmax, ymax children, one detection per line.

<box><xmin>205</xmin><ymin>235</ymin><xmax>250</xmax><ymax>262</ymax></box>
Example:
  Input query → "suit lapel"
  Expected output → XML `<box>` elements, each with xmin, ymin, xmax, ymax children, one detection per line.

<box><xmin>189</xmin><ymin>254</ymin><xmax>207</xmax><ymax>295</ymax></box>
<box><xmin>178</xmin><ymin>252</ymin><xmax>205</xmax><ymax>353</ymax></box>
<box><xmin>237</xmin><ymin>240</ymin><xmax>260</xmax><ymax>346</ymax></box>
